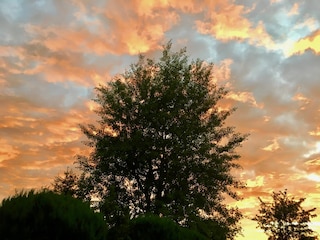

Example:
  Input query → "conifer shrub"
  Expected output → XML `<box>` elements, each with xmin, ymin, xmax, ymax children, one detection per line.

<box><xmin>0</xmin><ymin>190</ymin><xmax>107</xmax><ymax>240</ymax></box>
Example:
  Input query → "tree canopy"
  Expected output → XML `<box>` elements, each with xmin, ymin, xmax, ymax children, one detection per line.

<box><xmin>76</xmin><ymin>42</ymin><xmax>247</xmax><ymax>238</ymax></box>
<box><xmin>253</xmin><ymin>190</ymin><xmax>317</xmax><ymax>240</ymax></box>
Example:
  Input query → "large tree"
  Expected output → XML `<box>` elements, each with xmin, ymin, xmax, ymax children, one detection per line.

<box><xmin>253</xmin><ymin>190</ymin><xmax>317</xmax><ymax>240</ymax></box>
<box><xmin>78</xmin><ymin>42</ymin><xmax>246</xmax><ymax>238</ymax></box>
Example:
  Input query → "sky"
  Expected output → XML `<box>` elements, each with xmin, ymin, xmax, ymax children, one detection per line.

<box><xmin>1</xmin><ymin>0</ymin><xmax>320</xmax><ymax>239</ymax></box>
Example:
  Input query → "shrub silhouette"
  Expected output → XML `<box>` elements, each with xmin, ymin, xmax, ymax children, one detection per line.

<box><xmin>114</xmin><ymin>214</ymin><xmax>207</xmax><ymax>240</ymax></box>
<box><xmin>0</xmin><ymin>190</ymin><xmax>107</xmax><ymax>240</ymax></box>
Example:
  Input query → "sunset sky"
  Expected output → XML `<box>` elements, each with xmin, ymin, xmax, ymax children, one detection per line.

<box><xmin>1</xmin><ymin>0</ymin><xmax>320</xmax><ymax>238</ymax></box>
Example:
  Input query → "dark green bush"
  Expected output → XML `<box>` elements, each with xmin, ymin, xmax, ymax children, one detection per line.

<box><xmin>0</xmin><ymin>190</ymin><xmax>107</xmax><ymax>240</ymax></box>
<box><xmin>124</xmin><ymin>214</ymin><xmax>206</xmax><ymax>240</ymax></box>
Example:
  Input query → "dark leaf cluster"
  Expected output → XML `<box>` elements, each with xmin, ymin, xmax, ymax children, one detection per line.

<box><xmin>0</xmin><ymin>190</ymin><xmax>107</xmax><ymax>240</ymax></box>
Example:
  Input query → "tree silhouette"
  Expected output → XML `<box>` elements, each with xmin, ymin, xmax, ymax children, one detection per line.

<box><xmin>52</xmin><ymin>168</ymin><xmax>96</xmax><ymax>202</ymax></box>
<box><xmin>52</xmin><ymin>168</ymin><xmax>79</xmax><ymax>196</ymax></box>
<box><xmin>77</xmin><ymin>42</ymin><xmax>247</xmax><ymax>238</ymax></box>
<box><xmin>253</xmin><ymin>190</ymin><xmax>317</xmax><ymax>240</ymax></box>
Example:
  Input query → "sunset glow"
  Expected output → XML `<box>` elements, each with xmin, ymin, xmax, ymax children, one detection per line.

<box><xmin>1</xmin><ymin>0</ymin><xmax>320</xmax><ymax>239</ymax></box>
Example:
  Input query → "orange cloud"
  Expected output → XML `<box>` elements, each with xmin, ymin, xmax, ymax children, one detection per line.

<box><xmin>309</xmin><ymin>127</ymin><xmax>320</xmax><ymax>136</ymax></box>
<box><xmin>211</xmin><ymin>59</ymin><xmax>233</xmax><ymax>83</ymax></box>
<box><xmin>100</xmin><ymin>0</ymin><xmax>180</xmax><ymax>55</ymax></box>
<box><xmin>262</xmin><ymin>138</ymin><xmax>280</xmax><ymax>152</ymax></box>
<box><xmin>289</xmin><ymin>30</ymin><xmax>320</xmax><ymax>55</ymax></box>
<box><xmin>0</xmin><ymin>103</ymin><xmax>95</xmax><ymax>200</ymax></box>
<box><xmin>246</xmin><ymin>175</ymin><xmax>265</xmax><ymax>188</ymax></box>
<box><xmin>292</xmin><ymin>93</ymin><xmax>311</xmax><ymax>110</ymax></box>
<box><xmin>0</xmin><ymin>139</ymin><xmax>19</xmax><ymax>166</ymax></box>
<box><xmin>23</xmin><ymin>25</ymin><xmax>110</xmax><ymax>58</ymax></box>
<box><xmin>293</xmin><ymin>93</ymin><xmax>310</xmax><ymax>103</ymax></box>
<box><xmin>195</xmin><ymin>2</ymin><xmax>273</xmax><ymax>47</ymax></box>
<box><xmin>20</xmin><ymin>0</ymin><xmax>279</xmax><ymax>60</ymax></box>
<box><xmin>23</xmin><ymin>0</ymin><xmax>181</xmax><ymax>57</ymax></box>
<box><xmin>304</xmin><ymin>142</ymin><xmax>320</xmax><ymax>158</ymax></box>
<box><xmin>227</xmin><ymin>91</ymin><xmax>262</xmax><ymax>108</ymax></box>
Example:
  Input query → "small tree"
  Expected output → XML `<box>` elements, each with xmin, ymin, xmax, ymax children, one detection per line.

<box><xmin>253</xmin><ymin>190</ymin><xmax>317</xmax><ymax>240</ymax></box>
<box><xmin>52</xmin><ymin>168</ymin><xmax>79</xmax><ymax>196</ymax></box>
<box><xmin>78</xmin><ymin>41</ymin><xmax>247</xmax><ymax>238</ymax></box>
<box><xmin>52</xmin><ymin>168</ymin><xmax>94</xmax><ymax>201</ymax></box>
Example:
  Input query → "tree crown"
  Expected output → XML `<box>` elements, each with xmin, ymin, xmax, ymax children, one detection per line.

<box><xmin>254</xmin><ymin>190</ymin><xmax>317</xmax><ymax>240</ymax></box>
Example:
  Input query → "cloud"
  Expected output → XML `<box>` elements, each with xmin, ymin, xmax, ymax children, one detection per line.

<box><xmin>309</xmin><ymin>127</ymin><xmax>320</xmax><ymax>136</ymax></box>
<box><xmin>288</xmin><ymin>3</ymin><xmax>299</xmax><ymax>16</ymax></box>
<box><xmin>1</xmin><ymin>0</ymin><xmax>320</xmax><ymax>238</ymax></box>
<box><xmin>262</xmin><ymin>138</ymin><xmax>280</xmax><ymax>152</ymax></box>
<box><xmin>227</xmin><ymin>91</ymin><xmax>262</xmax><ymax>108</ymax></box>
<box><xmin>195</xmin><ymin>2</ymin><xmax>274</xmax><ymax>48</ymax></box>
<box><xmin>0</xmin><ymin>139</ymin><xmax>19</xmax><ymax>166</ymax></box>
<box><xmin>289</xmin><ymin>30</ymin><xmax>320</xmax><ymax>55</ymax></box>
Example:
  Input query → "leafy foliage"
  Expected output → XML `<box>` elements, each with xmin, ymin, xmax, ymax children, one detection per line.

<box><xmin>253</xmin><ymin>190</ymin><xmax>317</xmax><ymax>240</ymax></box>
<box><xmin>52</xmin><ymin>168</ymin><xmax>79</xmax><ymax>196</ymax></box>
<box><xmin>126</xmin><ymin>214</ymin><xmax>207</xmax><ymax>240</ymax></box>
<box><xmin>0</xmin><ymin>190</ymin><xmax>107</xmax><ymax>240</ymax></box>
<box><xmin>105</xmin><ymin>214</ymin><xmax>208</xmax><ymax>240</ymax></box>
<box><xmin>52</xmin><ymin>168</ymin><xmax>95</xmax><ymax>201</ymax></box>
<box><xmin>78</xmin><ymin>42</ymin><xmax>247</xmax><ymax>238</ymax></box>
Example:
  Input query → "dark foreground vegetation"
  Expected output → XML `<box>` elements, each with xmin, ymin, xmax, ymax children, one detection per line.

<box><xmin>0</xmin><ymin>189</ymin><xmax>317</xmax><ymax>240</ymax></box>
<box><xmin>0</xmin><ymin>190</ymin><xmax>107</xmax><ymax>240</ymax></box>
<box><xmin>0</xmin><ymin>190</ymin><xmax>207</xmax><ymax>240</ymax></box>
